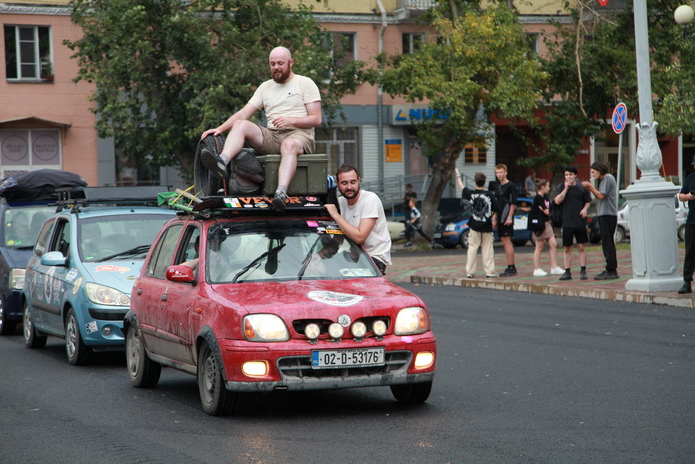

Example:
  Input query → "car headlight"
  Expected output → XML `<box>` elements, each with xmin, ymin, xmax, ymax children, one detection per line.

<box><xmin>84</xmin><ymin>282</ymin><xmax>130</xmax><ymax>306</ymax></box>
<box><xmin>244</xmin><ymin>314</ymin><xmax>289</xmax><ymax>342</ymax></box>
<box><xmin>394</xmin><ymin>306</ymin><xmax>428</xmax><ymax>335</ymax></box>
<box><xmin>9</xmin><ymin>268</ymin><xmax>25</xmax><ymax>290</ymax></box>
<box><xmin>445</xmin><ymin>223</ymin><xmax>456</xmax><ymax>231</ymax></box>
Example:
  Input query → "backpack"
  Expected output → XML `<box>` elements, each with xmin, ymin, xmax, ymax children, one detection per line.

<box><xmin>550</xmin><ymin>202</ymin><xmax>563</xmax><ymax>228</ymax></box>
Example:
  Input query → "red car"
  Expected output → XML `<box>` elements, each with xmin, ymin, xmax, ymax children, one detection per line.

<box><xmin>124</xmin><ymin>196</ymin><xmax>437</xmax><ymax>415</ymax></box>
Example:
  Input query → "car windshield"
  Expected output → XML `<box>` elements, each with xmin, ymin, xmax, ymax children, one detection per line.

<box><xmin>3</xmin><ymin>205</ymin><xmax>55</xmax><ymax>248</ymax></box>
<box><xmin>205</xmin><ymin>223</ymin><xmax>380</xmax><ymax>283</ymax></box>
<box><xmin>79</xmin><ymin>214</ymin><xmax>172</xmax><ymax>262</ymax></box>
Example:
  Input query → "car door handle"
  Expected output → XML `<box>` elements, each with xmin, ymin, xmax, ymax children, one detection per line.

<box><xmin>161</xmin><ymin>294</ymin><xmax>167</xmax><ymax>301</ymax></box>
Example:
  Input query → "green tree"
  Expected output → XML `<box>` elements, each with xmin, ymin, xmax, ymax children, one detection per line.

<box><xmin>65</xmin><ymin>0</ymin><xmax>363</xmax><ymax>184</ymax></box>
<box><xmin>538</xmin><ymin>0</ymin><xmax>692</xmax><ymax>184</ymax></box>
<box><xmin>372</xmin><ymin>3</ymin><xmax>548</xmax><ymax>235</ymax></box>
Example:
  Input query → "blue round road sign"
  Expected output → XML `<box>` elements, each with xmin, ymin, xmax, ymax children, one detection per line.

<box><xmin>612</xmin><ymin>103</ymin><xmax>627</xmax><ymax>134</ymax></box>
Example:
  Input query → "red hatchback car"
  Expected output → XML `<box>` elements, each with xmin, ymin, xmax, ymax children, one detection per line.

<box><xmin>124</xmin><ymin>197</ymin><xmax>437</xmax><ymax>415</ymax></box>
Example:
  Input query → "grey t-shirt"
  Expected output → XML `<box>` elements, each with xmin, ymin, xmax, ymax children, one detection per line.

<box><xmin>597</xmin><ymin>174</ymin><xmax>618</xmax><ymax>217</ymax></box>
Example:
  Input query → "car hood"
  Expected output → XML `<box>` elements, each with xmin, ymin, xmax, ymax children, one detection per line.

<box><xmin>209</xmin><ymin>278</ymin><xmax>424</xmax><ymax>318</ymax></box>
<box><xmin>80</xmin><ymin>260</ymin><xmax>144</xmax><ymax>294</ymax></box>
<box><xmin>1</xmin><ymin>247</ymin><xmax>33</xmax><ymax>269</ymax></box>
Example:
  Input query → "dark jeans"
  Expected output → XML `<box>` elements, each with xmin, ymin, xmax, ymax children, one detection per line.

<box><xmin>405</xmin><ymin>224</ymin><xmax>431</xmax><ymax>243</ymax></box>
<box><xmin>598</xmin><ymin>215</ymin><xmax>617</xmax><ymax>272</ymax></box>
<box><xmin>683</xmin><ymin>224</ymin><xmax>695</xmax><ymax>282</ymax></box>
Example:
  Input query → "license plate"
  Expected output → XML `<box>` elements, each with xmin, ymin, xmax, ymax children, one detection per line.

<box><xmin>311</xmin><ymin>347</ymin><xmax>385</xmax><ymax>369</ymax></box>
<box><xmin>433</xmin><ymin>233</ymin><xmax>442</xmax><ymax>239</ymax></box>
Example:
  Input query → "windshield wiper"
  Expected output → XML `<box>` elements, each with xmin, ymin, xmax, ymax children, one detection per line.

<box><xmin>97</xmin><ymin>245</ymin><xmax>151</xmax><ymax>262</ymax></box>
<box><xmin>296</xmin><ymin>237</ymin><xmax>322</xmax><ymax>281</ymax></box>
<box><xmin>231</xmin><ymin>243</ymin><xmax>286</xmax><ymax>283</ymax></box>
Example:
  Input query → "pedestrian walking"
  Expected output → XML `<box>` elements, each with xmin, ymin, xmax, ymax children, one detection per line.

<box><xmin>404</xmin><ymin>197</ymin><xmax>432</xmax><ymax>247</ymax></box>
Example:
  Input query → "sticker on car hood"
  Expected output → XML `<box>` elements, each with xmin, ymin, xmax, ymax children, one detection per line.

<box><xmin>307</xmin><ymin>291</ymin><xmax>364</xmax><ymax>307</ymax></box>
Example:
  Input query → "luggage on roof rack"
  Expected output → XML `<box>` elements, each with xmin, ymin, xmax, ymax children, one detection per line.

<box><xmin>0</xmin><ymin>169</ymin><xmax>87</xmax><ymax>201</ymax></box>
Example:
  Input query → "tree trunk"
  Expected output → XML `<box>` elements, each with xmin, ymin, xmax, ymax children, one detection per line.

<box><xmin>419</xmin><ymin>141</ymin><xmax>464</xmax><ymax>238</ymax></box>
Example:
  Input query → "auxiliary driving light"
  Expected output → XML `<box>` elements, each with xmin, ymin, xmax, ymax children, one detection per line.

<box><xmin>351</xmin><ymin>321</ymin><xmax>367</xmax><ymax>338</ymax></box>
<box><xmin>328</xmin><ymin>322</ymin><xmax>344</xmax><ymax>339</ymax></box>
<box><xmin>305</xmin><ymin>323</ymin><xmax>320</xmax><ymax>340</ymax></box>
<box><xmin>242</xmin><ymin>361</ymin><xmax>268</xmax><ymax>377</ymax></box>
<box><xmin>102</xmin><ymin>326</ymin><xmax>113</xmax><ymax>337</ymax></box>
<box><xmin>414</xmin><ymin>351</ymin><xmax>435</xmax><ymax>369</ymax></box>
<box><xmin>372</xmin><ymin>320</ymin><xmax>387</xmax><ymax>337</ymax></box>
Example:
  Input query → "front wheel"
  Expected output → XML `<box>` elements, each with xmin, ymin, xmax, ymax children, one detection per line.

<box><xmin>23</xmin><ymin>301</ymin><xmax>46</xmax><ymax>349</ymax></box>
<box><xmin>390</xmin><ymin>381</ymin><xmax>433</xmax><ymax>404</ymax></box>
<box><xmin>65</xmin><ymin>308</ymin><xmax>93</xmax><ymax>365</ymax></box>
<box><xmin>678</xmin><ymin>224</ymin><xmax>686</xmax><ymax>242</ymax></box>
<box><xmin>614</xmin><ymin>226</ymin><xmax>626</xmax><ymax>244</ymax></box>
<box><xmin>197</xmin><ymin>342</ymin><xmax>240</xmax><ymax>416</ymax></box>
<box><xmin>126</xmin><ymin>325</ymin><xmax>161</xmax><ymax>388</ymax></box>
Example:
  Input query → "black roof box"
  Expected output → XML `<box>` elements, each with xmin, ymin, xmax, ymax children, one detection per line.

<box><xmin>0</xmin><ymin>169</ymin><xmax>87</xmax><ymax>201</ymax></box>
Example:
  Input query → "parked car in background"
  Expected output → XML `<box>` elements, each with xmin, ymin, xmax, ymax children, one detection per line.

<box><xmin>22</xmin><ymin>186</ymin><xmax>175</xmax><ymax>365</ymax></box>
<box><xmin>432</xmin><ymin>197</ymin><xmax>534</xmax><ymax>248</ymax></box>
<box><xmin>0</xmin><ymin>169</ymin><xmax>86</xmax><ymax>335</ymax></box>
<box><xmin>124</xmin><ymin>194</ymin><xmax>437</xmax><ymax>415</ymax></box>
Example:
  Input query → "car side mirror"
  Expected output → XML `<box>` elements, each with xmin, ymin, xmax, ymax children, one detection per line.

<box><xmin>166</xmin><ymin>265</ymin><xmax>196</xmax><ymax>283</ymax></box>
<box><xmin>40</xmin><ymin>251</ymin><xmax>68</xmax><ymax>267</ymax></box>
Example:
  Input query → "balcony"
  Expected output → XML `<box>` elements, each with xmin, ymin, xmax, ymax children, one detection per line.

<box><xmin>395</xmin><ymin>0</ymin><xmax>435</xmax><ymax>19</ymax></box>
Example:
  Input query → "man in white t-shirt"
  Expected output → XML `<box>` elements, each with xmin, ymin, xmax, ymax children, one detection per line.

<box><xmin>325</xmin><ymin>165</ymin><xmax>392</xmax><ymax>274</ymax></box>
<box><xmin>201</xmin><ymin>46</ymin><xmax>322</xmax><ymax>211</ymax></box>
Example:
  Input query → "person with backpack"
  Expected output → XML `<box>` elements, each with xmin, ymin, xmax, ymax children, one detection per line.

<box><xmin>528</xmin><ymin>178</ymin><xmax>564</xmax><ymax>276</ymax></box>
<box><xmin>457</xmin><ymin>170</ymin><xmax>498</xmax><ymax>278</ymax></box>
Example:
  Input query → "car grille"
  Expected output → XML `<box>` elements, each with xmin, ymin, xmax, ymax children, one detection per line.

<box><xmin>277</xmin><ymin>350</ymin><xmax>411</xmax><ymax>379</ymax></box>
<box><xmin>88</xmin><ymin>308</ymin><xmax>128</xmax><ymax>321</ymax></box>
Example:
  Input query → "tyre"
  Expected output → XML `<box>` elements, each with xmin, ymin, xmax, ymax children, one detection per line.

<box><xmin>197</xmin><ymin>341</ymin><xmax>239</xmax><ymax>416</ymax></box>
<box><xmin>23</xmin><ymin>301</ymin><xmax>46</xmax><ymax>349</ymax></box>
<box><xmin>65</xmin><ymin>308</ymin><xmax>93</xmax><ymax>365</ymax></box>
<box><xmin>194</xmin><ymin>134</ymin><xmax>226</xmax><ymax>197</ymax></box>
<box><xmin>678</xmin><ymin>224</ymin><xmax>686</xmax><ymax>242</ymax></box>
<box><xmin>390</xmin><ymin>381</ymin><xmax>433</xmax><ymax>404</ymax></box>
<box><xmin>0</xmin><ymin>301</ymin><xmax>16</xmax><ymax>335</ymax></box>
<box><xmin>126</xmin><ymin>324</ymin><xmax>161</xmax><ymax>388</ymax></box>
<box><xmin>459</xmin><ymin>230</ymin><xmax>469</xmax><ymax>249</ymax></box>
<box><xmin>614</xmin><ymin>226</ymin><xmax>625</xmax><ymax>244</ymax></box>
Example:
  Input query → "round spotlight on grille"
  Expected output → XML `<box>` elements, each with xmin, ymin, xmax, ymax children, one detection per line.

<box><xmin>372</xmin><ymin>320</ymin><xmax>387</xmax><ymax>337</ymax></box>
<box><xmin>305</xmin><ymin>323</ymin><xmax>320</xmax><ymax>340</ymax></box>
<box><xmin>328</xmin><ymin>322</ymin><xmax>344</xmax><ymax>339</ymax></box>
<box><xmin>351</xmin><ymin>321</ymin><xmax>367</xmax><ymax>338</ymax></box>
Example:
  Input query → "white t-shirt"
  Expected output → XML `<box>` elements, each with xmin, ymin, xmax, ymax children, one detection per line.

<box><xmin>338</xmin><ymin>190</ymin><xmax>392</xmax><ymax>266</ymax></box>
<box><xmin>249</xmin><ymin>74</ymin><xmax>321</xmax><ymax>137</ymax></box>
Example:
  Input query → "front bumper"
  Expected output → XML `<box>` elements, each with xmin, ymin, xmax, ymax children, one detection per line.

<box><xmin>219</xmin><ymin>335</ymin><xmax>437</xmax><ymax>392</ymax></box>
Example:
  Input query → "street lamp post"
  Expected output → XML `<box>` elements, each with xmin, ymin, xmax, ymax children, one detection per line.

<box><xmin>619</xmin><ymin>0</ymin><xmax>681</xmax><ymax>292</ymax></box>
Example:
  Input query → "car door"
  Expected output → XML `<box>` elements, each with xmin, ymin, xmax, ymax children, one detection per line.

<box><xmin>27</xmin><ymin>217</ymin><xmax>72</xmax><ymax>335</ymax></box>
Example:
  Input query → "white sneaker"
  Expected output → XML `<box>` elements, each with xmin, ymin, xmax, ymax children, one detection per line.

<box><xmin>533</xmin><ymin>268</ymin><xmax>548</xmax><ymax>277</ymax></box>
<box><xmin>550</xmin><ymin>267</ymin><xmax>565</xmax><ymax>275</ymax></box>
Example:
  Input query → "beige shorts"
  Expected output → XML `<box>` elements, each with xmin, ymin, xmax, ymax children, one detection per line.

<box><xmin>253</xmin><ymin>125</ymin><xmax>315</xmax><ymax>155</ymax></box>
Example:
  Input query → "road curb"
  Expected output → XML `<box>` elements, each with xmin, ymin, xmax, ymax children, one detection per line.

<box><xmin>409</xmin><ymin>274</ymin><xmax>695</xmax><ymax>308</ymax></box>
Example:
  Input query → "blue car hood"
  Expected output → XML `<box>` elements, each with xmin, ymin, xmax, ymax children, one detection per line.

<box><xmin>79</xmin><ymin>260</ymin><xmax>144</xmax><ymax>294</ymax></box>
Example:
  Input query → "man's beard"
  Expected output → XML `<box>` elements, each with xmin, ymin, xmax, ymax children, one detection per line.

<box><xmin>272</xmin><ymin>68</ymin><xmax>290</xmax><ymax>83</ymax></box>
<box><xmin>341</xmin><ymin>185</ymin><xmax>360</xmax><ymax>200</ymax></box>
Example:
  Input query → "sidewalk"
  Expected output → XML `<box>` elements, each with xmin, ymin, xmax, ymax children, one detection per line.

<box><xmin>388</xmin><ymin>242</ymin><xmax>695</xmax><ymax>309</ymax></box>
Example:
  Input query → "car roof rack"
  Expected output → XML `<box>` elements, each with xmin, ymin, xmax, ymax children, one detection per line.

<box><xmin>55</xmin><ymin>185</ymin><xmax>172</xmax><ymax>211</ymax></box>
<box><xmin>159</xmin><ymin>188</ymin><xmax>329</xmax><ymax>218</ymax></box>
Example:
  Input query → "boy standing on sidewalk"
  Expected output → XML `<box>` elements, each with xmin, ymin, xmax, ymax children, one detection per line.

<box><xmin>554</xmin><ymin>166</ymin><xmax>592</xmax><ymax>281</ymax></box>
<box><xmin>582</xmin><ymin>161</ymin><xmax>619</xmax><ymax>280</ymax></box>
<box><xmin>458</xmin><ymin>171</ymin><xmax>498</xmax><ymax>278</ymax></box>
<box><xmin>494</xmin><ymin>164</ymin><xmax>518</xmax><ymax>277</ymax></box>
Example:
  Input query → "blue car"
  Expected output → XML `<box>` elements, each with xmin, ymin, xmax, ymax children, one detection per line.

<box><xmin>22</xmin><ymin>186</ymin><xmax>175</xmax><ymax>365</ymax></box>
<box><xmin>432</xmin><ymin>197</ymin><xmax>534</xmax><ymax>248</ymax></box>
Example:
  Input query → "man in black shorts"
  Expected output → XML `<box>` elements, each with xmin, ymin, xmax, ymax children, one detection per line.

<box><xmin>494</xmin><ymin>164</ymin><xmax>517</xmax><ymax>276</ymax></box>
<box><xmin>554</xmin><ymin>166</ymin><xmax>592</xmax><ymax>281</ymax></box>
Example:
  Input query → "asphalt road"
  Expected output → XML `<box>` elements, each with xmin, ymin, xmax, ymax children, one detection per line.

<box><xmin>1</xmin><ymin>284</ymin><xmax>693</xmax><ymax>464</ymax></box>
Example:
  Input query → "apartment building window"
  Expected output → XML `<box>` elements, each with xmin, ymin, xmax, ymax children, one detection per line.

<box><xmin>527</xmin><ymin>33</ymin><xmax>540</xmax><ymax>56</ymax></box>
<box><xmin>463</xmin><ymin>144</ymin><xmax>487</xmax><ymax>164</ymax></box>
<box><xmin>403</xmin><ymin>33</ymin><xmax>425</xmax><ymax>54</ymax></box>
<box><xmin>321</xmin><ymin>32</ymin><xmax>356</xmax><ymax>80</ymax></box>
<box><xmin>315</xmin><ymin>127</ymin><xmax>358</xmax><ymax>175</ymax></box>
<box><xmin>4</xmin><ymin>25</ymin><xmax>52</xmax><ymax>81</ymax></box>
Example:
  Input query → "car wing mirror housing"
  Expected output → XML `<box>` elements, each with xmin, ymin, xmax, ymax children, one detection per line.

<box><xmin>166</xmin><ymin>265</ymin><xmax>196</xmax><ymax>283</ymax></box>
<box><xmin>40</xmin><ymin>251</ymin><xmax>68</xmax><ymax>267</ymax></box>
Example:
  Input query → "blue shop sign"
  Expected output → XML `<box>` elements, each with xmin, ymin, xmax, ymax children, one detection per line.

<box><xmin>392</xmin><ymin>105</ymin><xmax>450</xmax><ymax>125</ymax></box>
